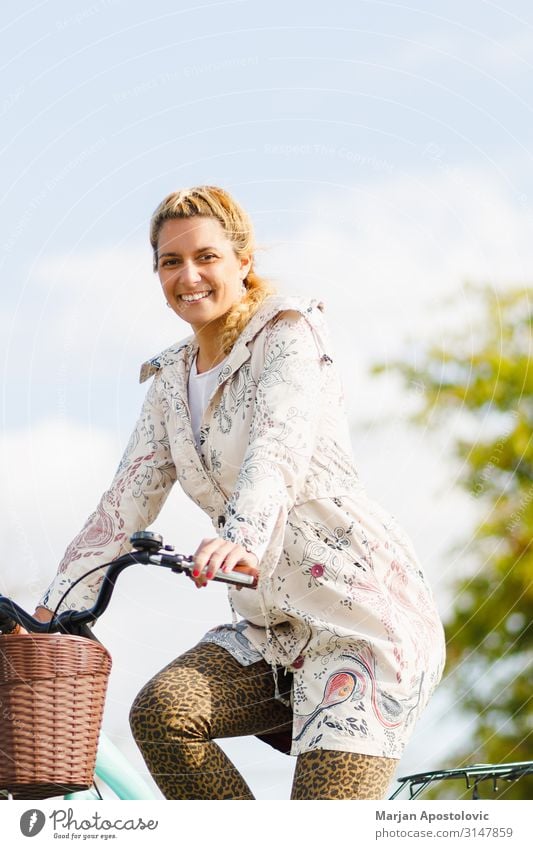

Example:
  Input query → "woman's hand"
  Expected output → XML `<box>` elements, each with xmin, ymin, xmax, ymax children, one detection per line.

<box><xmin>5</xmin><ymin>606</ymin><xmax>56</xmax><ymax>635</ymax></box>
<box><xmin>33</xmin><ymin>606</ymin><xmax>55</xmax><ymax>623</ymax></box>
<box><xmin>191</xmin><ymin>538</ymin><xmax>259</xmax><ymax>589</ymax></box>
<box><xmin>11</xmin><ymin>606</ymin><xmax>56</xmax><ymax>634</ymax></box>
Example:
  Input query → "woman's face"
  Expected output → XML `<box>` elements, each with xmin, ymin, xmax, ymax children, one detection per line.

<box><xmin>156</xmin><ymin>216</ymin><xmax>251</xmax><ymax>334</ymax></box>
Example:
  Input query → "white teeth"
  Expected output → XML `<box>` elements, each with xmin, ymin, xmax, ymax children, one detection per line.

<box><xmin>180</xmin><ymin>291</ymin><xmax>212</xmax><ymax>302</ymax></box>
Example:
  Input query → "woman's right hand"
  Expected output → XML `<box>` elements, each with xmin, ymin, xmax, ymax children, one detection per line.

<box><xmin>190</xmin><ymin>538</ymin><xmax>259</xmax><ymax>588</ymax></box>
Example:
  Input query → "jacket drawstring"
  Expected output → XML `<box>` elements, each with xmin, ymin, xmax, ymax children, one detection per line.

<box><xmin>226</xmin><ymin>583</ymin><xmax>291</xmax><ymax>706</ymax></box>
<box><xmin>227</xmin><ymin>587</ymin><xmax>239</xmax><ymax>628</ymax></box>
<box><xmin>257</xmin><ymin>579</ymin><xmax>292</xmax><ymax>708</ymax></box>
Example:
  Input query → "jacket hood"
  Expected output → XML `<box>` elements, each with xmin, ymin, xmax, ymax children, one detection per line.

<box><xmin>139</xmin><ymin>293</ymin><xmax>329</xmax><ymax>384</ymax></box>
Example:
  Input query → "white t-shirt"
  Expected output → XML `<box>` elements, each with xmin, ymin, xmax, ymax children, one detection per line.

<box><xmin>187</xmin><ymin>352</ymin><xmax>230</xmax><ymax>449</ymax></box>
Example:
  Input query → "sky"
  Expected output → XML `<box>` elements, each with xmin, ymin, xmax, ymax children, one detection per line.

<box><xmin>1</xmin><ymin>0</ymin><xmax>532</xmax><ymax>802</ymax></box>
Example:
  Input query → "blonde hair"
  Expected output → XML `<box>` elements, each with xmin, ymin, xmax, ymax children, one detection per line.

<box><xmin>150</xmin><ymin>185</ymin><xmax>277</xmax><ymax>355</ymax></box>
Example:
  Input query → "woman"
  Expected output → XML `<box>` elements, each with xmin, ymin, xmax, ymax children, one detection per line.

<box><xmin>34</xmin><ymin>185</ymin><xmax>446</xmax><ymax>800</ymax></box>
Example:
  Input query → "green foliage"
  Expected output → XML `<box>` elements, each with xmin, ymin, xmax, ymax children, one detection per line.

<box><xmin>372</xmin><ymin>284</ymin><xmax>532</xmax><ymax>799</ymax></box>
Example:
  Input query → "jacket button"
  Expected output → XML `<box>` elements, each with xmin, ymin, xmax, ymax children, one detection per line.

<box><xmin>311</xmin><ymin>563</ymin><xmax>324</xmax><ymax>578</ymax></box>
<box><xmin>292</xmin><ymin>655</ymin><xmax>304</xmax><ymax>669</ymax></box>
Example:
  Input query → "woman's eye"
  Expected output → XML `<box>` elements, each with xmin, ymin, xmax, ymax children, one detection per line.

<box><xmin>159</xmin><ymin>254</ymin><xmax>216</xmax><ymax>267</ymax></box>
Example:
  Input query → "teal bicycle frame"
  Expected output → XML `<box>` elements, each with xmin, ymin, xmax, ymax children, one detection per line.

<box><xmin>65</xmin><ymin>731</ymin><xmax>158</xmax><ymax>800</ymax></box>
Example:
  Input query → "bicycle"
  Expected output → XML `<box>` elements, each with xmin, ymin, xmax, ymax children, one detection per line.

<box><xmin>1</xmin><ymin>534</ymin><xmax>531</xmax><ymax>802</ymax></box>
<box><xmin>0</xmin><ymin>530</ymin><xmax>256</xmax><ymax>801</ymax></box>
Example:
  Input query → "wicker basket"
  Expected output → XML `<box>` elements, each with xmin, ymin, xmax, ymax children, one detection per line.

<box><xmin>0</xmin><ymin>633</ymin><xmax>112</xmax><ymax>799</ymax></box>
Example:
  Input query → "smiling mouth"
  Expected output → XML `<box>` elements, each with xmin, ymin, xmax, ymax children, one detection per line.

<box><xmin>179</xmin><ymin>291</ymin><xmax>212</xmax><ymax>303</ymax></box>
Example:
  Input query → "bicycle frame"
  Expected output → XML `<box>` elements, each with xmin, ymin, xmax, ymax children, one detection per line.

<box><xmin>65</xmin><ymin>732</ymin><xmax>158</xmax><ymax>800</ymax></box>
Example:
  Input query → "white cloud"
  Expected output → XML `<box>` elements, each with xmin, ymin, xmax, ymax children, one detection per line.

<box><xmin>0</xmin><ymin>416</ymin><xmax>222</xmax><ymax>614</ymax></box>
<box><xmin>269</xmin><ymin>164</ymin><xmax>532</xmax><ymax>330</ymax></box>
<box><xmin>0</xmin><ymin>419</ymin><xmax>115</xmax><ymax>600</ymax></box>
<box><xmin>32</xmin><ymin>246</ymin><xmax>188</xmax><ymax>368</ymax></box>
<box><xmin>258</xmin><ymin>166</ymin><xmax>531</xmax><ymax>446</ymax></box>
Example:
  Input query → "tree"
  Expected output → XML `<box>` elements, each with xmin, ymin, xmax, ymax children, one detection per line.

<box><xmin>371</xmin><ymin>283</ymin><xmax>532</xmax><ymax>799</ymax></box>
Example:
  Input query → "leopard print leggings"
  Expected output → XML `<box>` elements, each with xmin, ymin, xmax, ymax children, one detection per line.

<box><xmin>129</xmin><ymin>642</ymin><xmax>397</xmax><ymax>800</ymax></box>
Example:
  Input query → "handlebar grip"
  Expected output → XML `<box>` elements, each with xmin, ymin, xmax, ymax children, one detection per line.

<box><xmin>155</xmin><ymin>553</ymin><xmax>258</xmax><ymax>588</ymax></box>
<box><xmin>212</xmin><ymin>568</ymin><xmax>257</xmax><ymax>588</ymax></box>
<box><xmin>182</xmin><ymin>561</ymin><xmax>258</xmax><ymax>588</ymax></box>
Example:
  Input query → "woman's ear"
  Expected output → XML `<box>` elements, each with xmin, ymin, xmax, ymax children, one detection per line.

<box><xmin>240</xmin><ymin>253</ymin><xmax>252</xmax><ymax>279</ymax></box>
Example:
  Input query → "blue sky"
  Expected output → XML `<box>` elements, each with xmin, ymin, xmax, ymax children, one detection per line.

<box><xmin>3</xmin><ymin>0</ymin><xmax>533</xmax><ymax>431</ymax></box>
<box><xmin>1</xmin><ymin>0</ymin><xmax>532</xmax><ymax>801</ymax></box>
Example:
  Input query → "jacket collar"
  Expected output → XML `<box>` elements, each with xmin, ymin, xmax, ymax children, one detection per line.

<box><xmin>139</xmin><ymin>293</ymin><xmax>327</xmax><ymax>384</ymax></box>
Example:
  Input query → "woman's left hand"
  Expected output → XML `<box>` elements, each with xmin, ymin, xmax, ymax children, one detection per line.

<box><xmin>191</xmin><ymin>538</ymin><xmax>259</xmax><ymax>588</ymax></box>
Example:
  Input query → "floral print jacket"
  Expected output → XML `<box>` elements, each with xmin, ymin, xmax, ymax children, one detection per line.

<box><xmin>40</xmin><ymin>293</ymin><xmax>443</xmax><ymax>687</ymax></box>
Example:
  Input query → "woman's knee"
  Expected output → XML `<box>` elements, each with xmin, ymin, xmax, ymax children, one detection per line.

<box><xmin>129</xmin><ymin>664</ymin><xmax>211</xmax><ymax>745</ymax></box>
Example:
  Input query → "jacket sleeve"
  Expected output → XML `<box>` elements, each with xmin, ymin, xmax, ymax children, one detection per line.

<box><xmin>38</xmin><ymin>375</ymin><xmax>177</xmax><ymax>614</ymax></box>
<box><xmin>221</xmin><ymin>309</ymin><xmax>330</xmax><ymax>577</ymax></box>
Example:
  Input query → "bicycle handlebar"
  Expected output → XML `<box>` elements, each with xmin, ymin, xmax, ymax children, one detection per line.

<box><xmin>0</xmin><ymin>531</ymin><xmax>258</xmax><ymax>637</ymax></box>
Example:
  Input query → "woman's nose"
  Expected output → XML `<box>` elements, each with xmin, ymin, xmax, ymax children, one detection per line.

<box><xmin>179</xmin><ymin>260</ymin><xmax>203</xmax><ymax>283</ymax></box>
